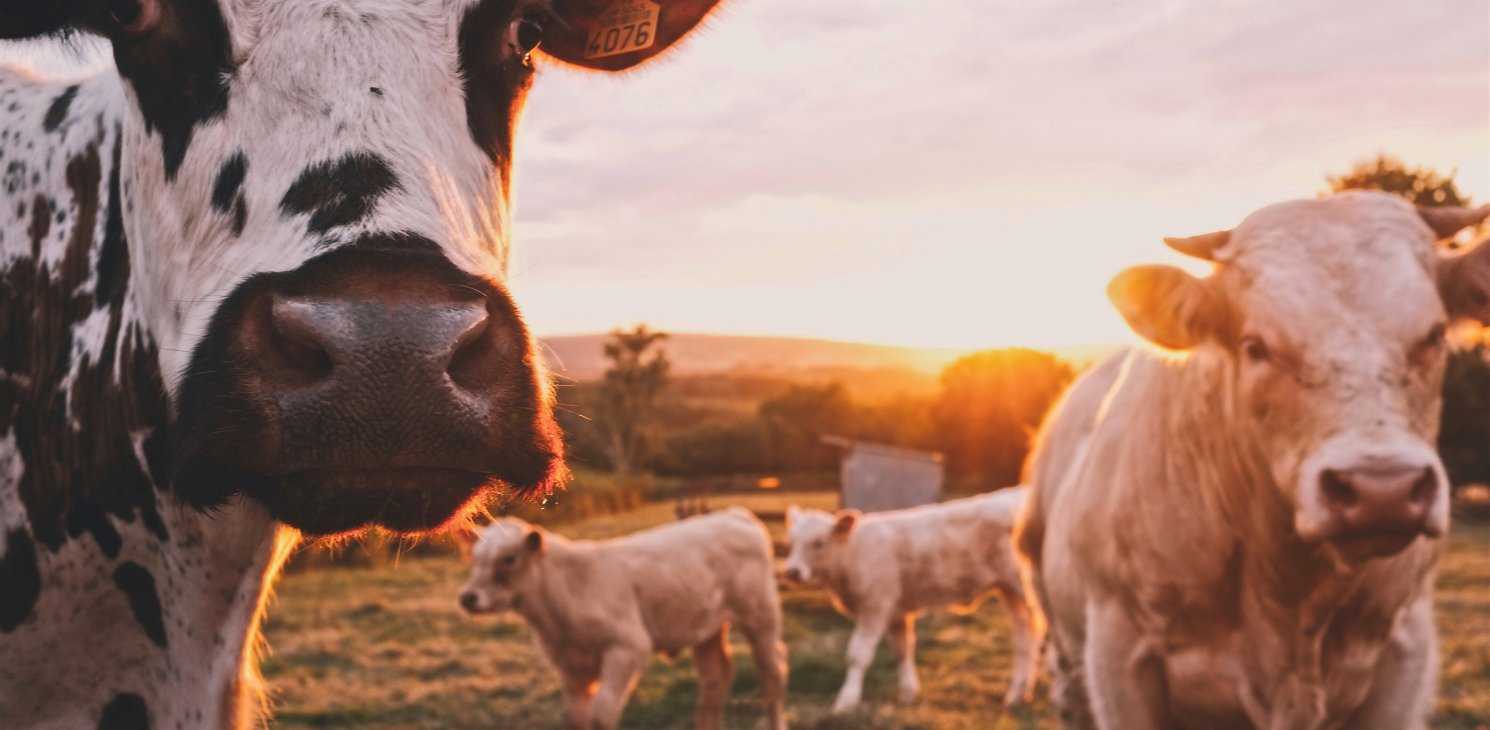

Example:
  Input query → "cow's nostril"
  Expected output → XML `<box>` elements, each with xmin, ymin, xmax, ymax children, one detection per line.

<box><xmin>459</xmin><ymin>592</ymin><xmax>478</xmax><ymax>612</ymax></box>
<box><xmin>446</xmin><ymin>306</ymin><xmax>493</xmax><ymax>389</ymax></box>
<box><xmin>266</xmin><ymin>298</ymin><xmax>334</xmax><ymax>382</ymax></box>
<box><xmin>1409</xmin><ymin>467</ymin><xmax>1437</xmax><ymax>506</ymax></box>
<box><xmin>1319</xmin><ymin>469</ymin><xmax>1357</xmax><ymax>508</ymax></box>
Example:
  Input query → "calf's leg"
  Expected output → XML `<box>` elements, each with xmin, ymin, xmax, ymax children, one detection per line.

<box><xmin>832</xmin><ymin>611</ymin><xmax>891</xmax><ymax>714</ymax></box>
<box><xmin>886</xmin><ymin>613</ymin><xmax>920</xmax><ymax>704</ymax></box>
<box><xmin>692</xmin><ymin>626</ymin><xmax>735</xmax><ymax>730</ymax></box>
<box><xmin>590</xmin><ymin>647</ymin><xmax>647</xmax><ymax>730</ymax></box>
<box><xmin>740</xmin><ymin>611</ymin><xmax>789</xmax><ymax>730</ymax></box>
<box><xmin>998</xmin><ymin>582</ymin><xmax>1042</xmax><ymax>708</ymax></box>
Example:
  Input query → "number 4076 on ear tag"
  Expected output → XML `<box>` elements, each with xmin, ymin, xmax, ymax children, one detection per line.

<box><xmin>584</xmin><ymin>0</ymin><xmax>661</xmax><ymax>59</ymax></box>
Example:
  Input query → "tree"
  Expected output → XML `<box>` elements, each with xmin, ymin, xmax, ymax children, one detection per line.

<box><xmin>591</xmin><ymin>325</ymin><xmax>670</xmax><ymax>475</ymax></box>
<box><xmin>1327</xmin><ymin>154</ymin><xmax>1471</xmax><ymax>208</ymax></box>
<box><xmin>932</xmin><ymin>349</ymin><xmax>1076</xmax><ymax>486</ymax></box>
<box><xmin>758</xmin><ymin>382</ymin><xmax>857</xmax><ymax>471</ymax></box>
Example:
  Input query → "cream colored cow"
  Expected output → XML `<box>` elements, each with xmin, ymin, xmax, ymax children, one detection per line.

<box><xmin>783</xmin><ymin>488</ymin><xmax>1040</xmax><ymax>713</ymax></box>
<box><xmin>459</xmin><ymin>509</ymin><xmax>787</xmax><ymax>730</ymax></box>
<box><xmin>1016</xmin><ymin>192</ymin><xmax>1490</xmax><ymax>729</ymax></box>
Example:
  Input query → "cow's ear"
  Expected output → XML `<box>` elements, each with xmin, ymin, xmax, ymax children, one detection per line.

<box><xmin>540</xmin><ymin>0</ymin><xmax>723</xmax><ymax>71</ymax></box>
<box><xmin>1418</xmin><ymin>204</ymin><xmax>1490</xmax><ymax>240</ymax></box>
<box><xmin>784</xmin><ymin>505</ymin><xmax>800</xmax><ymax>528</ymax></box>
<box><xmin>524</xmin><ymin>529</ymin><xmax>545</xmax><ymax>553</ymax></box>
<box><xmin>1438</xmin><ymin>236</ymin><xmax>1490</xmax><ymax>323</ymax></box>
<box><xmin>1108</xmin><ymin>265</ymin><xmax>1228</xmax><ymax>351</ymax></box>
<box><xmin>832</xmin><ymin>509</ymin><xmax>860</xmax><ymax>539</ymax></box>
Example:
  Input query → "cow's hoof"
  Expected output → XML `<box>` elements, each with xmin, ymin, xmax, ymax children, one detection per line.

<box><xmin>898</xmin><ymin>684</ymin><xmax>920</xmax><ymax>704</ymax></box>
<box><xmin>829</xmin><ymin>698</ymin><xmax>860</xmax><ymax>715</ymax></box>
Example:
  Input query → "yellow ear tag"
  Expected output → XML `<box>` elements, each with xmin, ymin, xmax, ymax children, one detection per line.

<box><xmin>583</xmin><ymin>0</ymin><xmax>661</xmax><ymax>59</ymax></box>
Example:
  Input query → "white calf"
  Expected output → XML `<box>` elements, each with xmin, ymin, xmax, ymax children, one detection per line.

<box><xmin>460</xmin><ymin>508</ymin><xmax>788</xmax><ymax>730</ymax></box>
<box><xmin>783</xmin><ymin>489</ymin><xmax>1040</xmax><ymax>712</ymax></box>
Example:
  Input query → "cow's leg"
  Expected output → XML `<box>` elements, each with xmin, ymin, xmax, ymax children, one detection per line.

<box><xmin>561</xmin><ymin>672</ymin><xmax>598</xmax><ymax>730</ymax></box>
<box><xmin>832</xmin><ymin>611</ymin><xmax>891</xmax><ymax>713</ymax></box>
<box><xmin>886</xmin><ymin>612</ymin><xmax>920</xmax><ymax>704</ymax></box>
<box><xmin>590</xmin><ymin>647</ymin><xmax>647</xmax><ymax>730</ymax></box>
<box><xmin>1083</xmin><ymin>600</ymin><xmax>1167</xmax><ymax>730</ymax></box>
<box><xmin>740</xmin><ymin>610</ymin><xmax>789</xmax><ymax>730</ymax></box>
<box><xmin>1346</xmin><ymin>596</ymin><xmax>1436</xmax><ymax>730</ymax></box>
<box><xmin>997</xmin><ymin>581</ymin><xmax>1042</xmax><ymax>708</ymax></box>
<box><xmin>692</xmin><ymin>626</ymin><xmax>735</xmax><ymax>730</ymax></box>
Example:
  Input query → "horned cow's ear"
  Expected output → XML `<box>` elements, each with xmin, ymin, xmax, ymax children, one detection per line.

<box><xmin>541</xmin><ymin>0</ymin><xmax>724</xmax><ymax>71</ymax></box>
<box><xmin>1438</xmin><ymin>236</ymin><xmax>1490</xmax><ymax>324</ymax></box>
<box><xmin>1418</xmin><ymin>204</ymin><xmax>1490</xmax><ymax>240</ymax></box>
<box><xmin>525</xmin><ymin>529</ymin><xmax>545</xmax><ymax>553</ymax></box>
<box><xmin>1108</xmin><ymin>265</ymin><xmax>1228</xmax><ymax>351</ymax></box>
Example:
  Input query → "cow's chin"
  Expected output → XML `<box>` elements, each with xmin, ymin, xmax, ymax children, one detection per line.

<box><xmin>244</xmin><ymin>468</ymin><xmax>498</xmax><ymax>536</ymax></box>
<box><xmin>1327</xmin><ymin>531</ymin><xmax>1425</xmax><ymax>563</ymax></box>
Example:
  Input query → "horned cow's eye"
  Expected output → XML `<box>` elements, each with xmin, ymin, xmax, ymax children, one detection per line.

<box><xmin>1241</xmin><ymin>335</ymin><xmax>1271</xmax><ymax>364</ymax></box>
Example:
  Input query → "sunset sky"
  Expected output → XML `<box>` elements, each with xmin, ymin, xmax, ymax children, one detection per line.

<box><xmin>10</xmin><ymin>0</ymin><xmax>1488</xmax><ymax>350</ymax></box>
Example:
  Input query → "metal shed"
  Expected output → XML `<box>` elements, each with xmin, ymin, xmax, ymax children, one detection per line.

<box><xmin>823</xmin><ymin>436</ymin><xmax>944</xmax><ymax>512</ymax></box>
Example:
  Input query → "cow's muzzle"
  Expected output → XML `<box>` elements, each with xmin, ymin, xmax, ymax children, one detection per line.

<box><xmin>1295</xmin><ymin>444</ymin><xmax>1448</xmax><ymax>558</ymax></box>
<box><xmin>172</xmin><ymin>240</ymin><xmax>564</xmax><ymax>535</ymax></box>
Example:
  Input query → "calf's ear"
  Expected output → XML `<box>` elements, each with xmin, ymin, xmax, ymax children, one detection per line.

<box><xmin>542</xmin><ymin>0</ymin><xmax>723</xmax><ymax>71</ymax></box>
<box><xmin>784</xmin><ymin>505</ymin><xmax>799</xmax><ymax>528</ymax></box>
<box><xmin>1108</xmin><ymin>265</ymin><xmax>1228</xmax><ymax>351</ymax></box>
<box><xmin>525</xmin><ymin>529</ymin><xmax>545</xmax><ymax>553</ymax></box>
<box><xmin>1438</xmin><ymin>236</ymin><xmax>1490</xmax><ymax>323</ymax></box>
<box><xmin>832</xmin><ymin>509</ymin><xmax>860</xmax><ymax>539</ymax></box>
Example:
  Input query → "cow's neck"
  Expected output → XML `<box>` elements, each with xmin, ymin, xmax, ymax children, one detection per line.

<box><xmin>1161</xmin><ymin>352</ymin><xmax>1429</xmax><ymax>682</ymax></box>
<box><xmin>0</xmin><ymin>67</ymin><xmax>295</xmax><ymax>729</ymax></box>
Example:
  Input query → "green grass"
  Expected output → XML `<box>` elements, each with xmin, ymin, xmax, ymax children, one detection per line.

<box><xmin>262</xmin><ymin>496</ymin><xmax>1490</xmax><ymax>729</ymax></box>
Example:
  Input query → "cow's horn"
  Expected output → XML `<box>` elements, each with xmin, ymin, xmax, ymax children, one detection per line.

<box><xmin>1418</xmin><ymin>204</ymin><xmax>1490</xmax><ymax>239</ymax></box>
<box><xmin>1163</xmin><ymin>230</ymin><xmax>1231</xmax><ymax>261</ymax></box>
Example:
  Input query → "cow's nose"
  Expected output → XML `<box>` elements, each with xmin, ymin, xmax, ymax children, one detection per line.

<box><xmin>262</xmin><ymin>294</ymin><xmax>489</xmax><ymax>391</ymax></box>
<box><xmin>1318</xmin><ymin>464</ymin><xmax>1439</xmax><ymax>536</ymax></box>
<box><xmin>459</xmin><ymin>591</ymin><xmax>479</xmax><ymax>612</ymax></box>
<box><xmin>784</xmin><ymin>567</ymin><xmax>803</xmax><ymax>583</ymax></box>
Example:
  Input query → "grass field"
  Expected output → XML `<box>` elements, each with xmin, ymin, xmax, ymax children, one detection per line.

<box><xmin>262</xmin><ymin>493</ymin><xmax>1490</xmax><ymax>729</ymax></box>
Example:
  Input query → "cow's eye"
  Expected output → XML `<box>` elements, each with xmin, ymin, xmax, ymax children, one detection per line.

<box><xmin>1241</xmin><ymin>335</ymin><xmax>1270</xmax><ymax>364</ymax></box>
<box><xmin>499</xmin><ymin>554</ymin><xmax>518</xmax><ymax>567</ymax></box>
<box><xmin>107</xmin><ymin>0</ymin><xmax>160</xmax><ymax>35</ymax></box>
<box><xmin>811</xmin><ymin>538</ymin><xmax>826</xmax><ymax>549</ymax></box>
<box><xmin>508</xmin><ymin>16</ymin><xmax>545</xmax><ymax>62</ymax></box>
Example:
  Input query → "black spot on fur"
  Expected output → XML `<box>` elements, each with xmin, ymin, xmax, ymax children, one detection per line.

<box><xmin>95</xmin><ymin>131</ymin><xmax>129</xmax><ymax>308</ymax></box>
<box><xmin>98</xmin><ymin>693</ymin><xmax>151</xmax><ymax>730</ymax></box>
<box><xmin>0</xmin><ymin>529</ymin><xmax>42</xmax><ymax>631</ymax></box>
<box><xmin>211</xmin><ymin>152</ymin><xmax>246</xmax><ymax>213</ymax></box>
<box><xmin>113</xmin><ymin>562</ymin><xmax>167</xmax><ymax>647</ymax></box>
<box><xmin>65</xmin><ymin>498</ymin><xmax>122</xmax><ymax>557</ymax></box>
<box><xmin>369</xmin><ymin>86</ymin><xmax>383</xmax><ymax>97</ymax></box>
<box><xmin>231</xmin><ymin>196</ymin><xmax>247</xmax><ymax>236</ymax></box>
<box><xmin>110</xmin><ymin>1</ymin><xmax>234</xmax><ymax>179</ymax></box>
<box><xmin>1</xmin><ymin>136</ymin><xmax>172</xmax><ymax>555</ymax></box>
<box><xmin>42</xmin><ymin>84</ymin><xmax>78</xmax><ymax>132</ymax></box>
<box><xmin>27</xmin><ymin>194</ymin><xmax>50</xmax><ymax>256</ymax></box>
<box><xmin>279</xmin><ymin>152</ymin><xmax>399</xmax><ymax>234</ymax></box>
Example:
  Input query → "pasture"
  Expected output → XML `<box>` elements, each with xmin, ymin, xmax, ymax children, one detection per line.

<box><xmin>262</xmin><ymin>493</ymin><xmax>1490</xmax><ymax>729</ymax></box>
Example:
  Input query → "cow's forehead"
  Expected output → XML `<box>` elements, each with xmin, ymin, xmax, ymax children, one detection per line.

<box><xmin>788</xmin><ymin>511</ymin><xmax>834</xmax><ymax>539</ymax></box>
<box><xmin>1224</xmin><ymin>193</ymin><xmax>1443</xmax><ymax>335</ymax></box>
<box><xmin>475</xmin><ymin>520</ymin><xmax>528</xmax><ymax>556</ymax></box>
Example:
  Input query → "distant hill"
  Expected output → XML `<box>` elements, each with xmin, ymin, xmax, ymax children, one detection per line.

<box><xmin>538</xmin><ymin>333</ymin><xmax>970</xmax><ymax>382</ymax></box>
<box><xmin>538</xmin><ymin>332</ymin><xmax>1123</xmax><ymax>388</ymax></box>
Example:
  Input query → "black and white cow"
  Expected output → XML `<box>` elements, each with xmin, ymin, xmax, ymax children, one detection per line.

<box><xmin>0</xmin><ymin>1</ymin><xmax>723</xmax><ymax>726</ymax></box>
